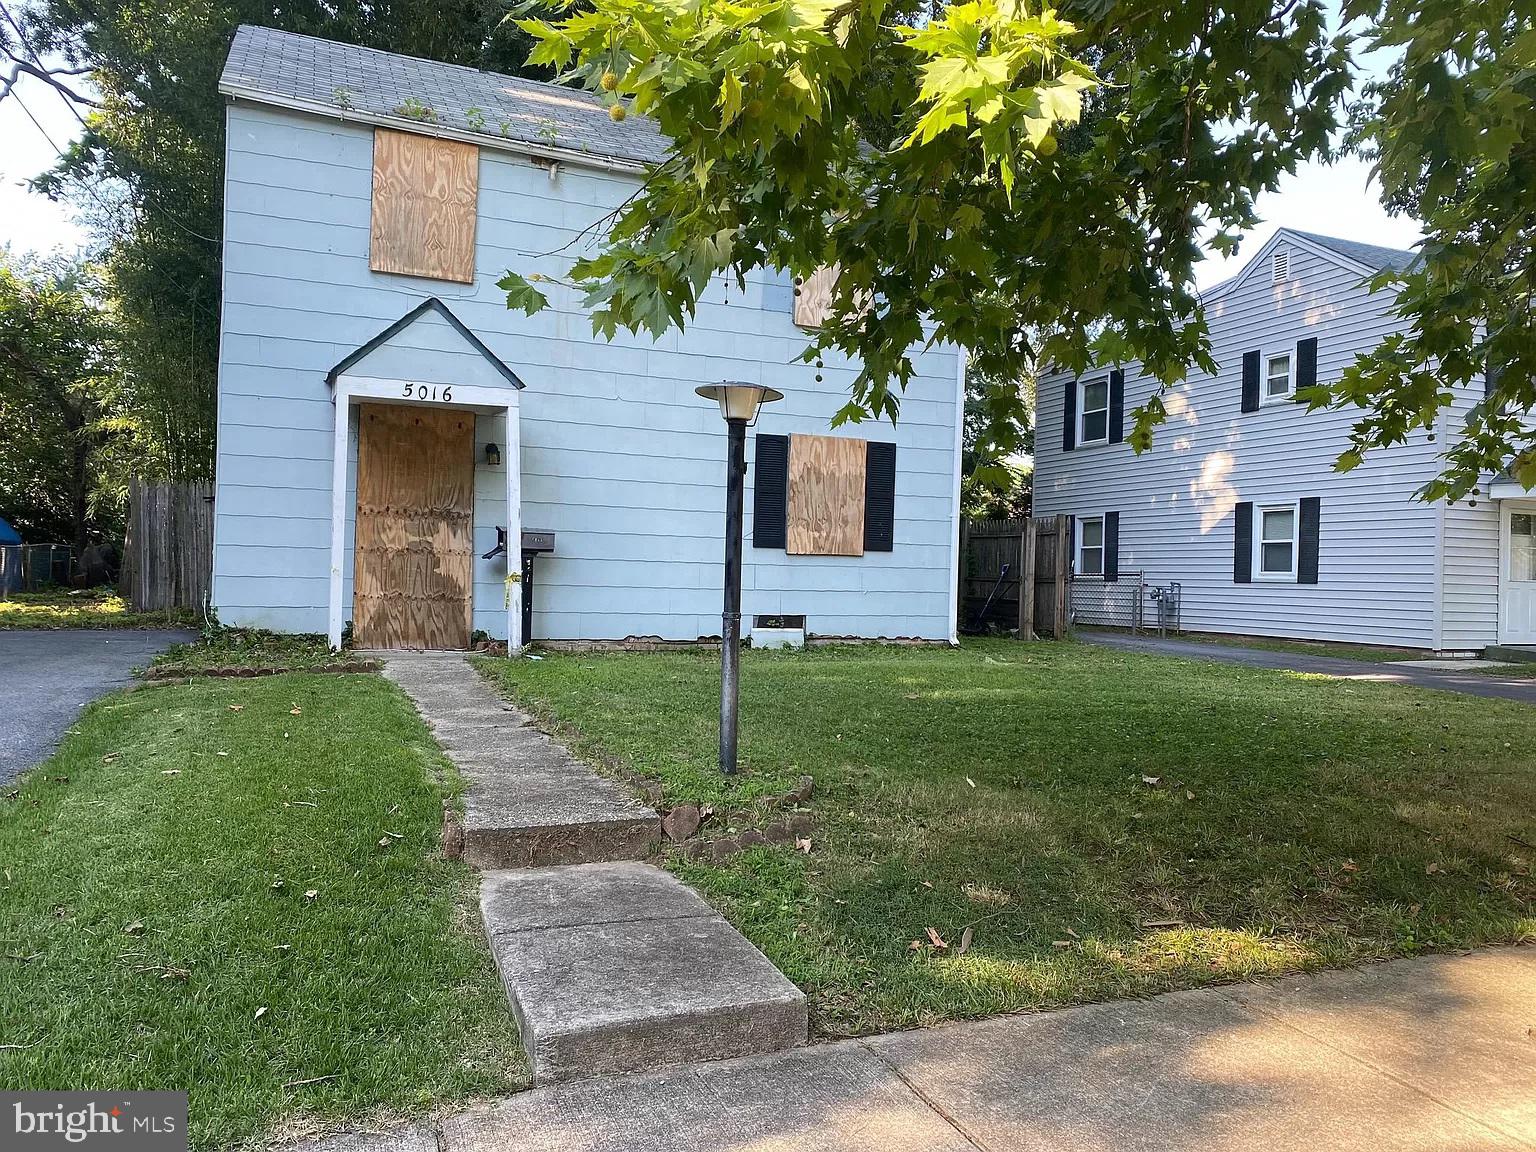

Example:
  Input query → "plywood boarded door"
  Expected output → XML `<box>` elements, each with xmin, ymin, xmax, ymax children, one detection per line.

<box><xmin>353</xmin><ymin>404</ymin><xmax>475</xmax><ymax>650</ymax></box>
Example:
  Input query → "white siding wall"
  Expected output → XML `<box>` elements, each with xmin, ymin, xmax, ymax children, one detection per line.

<box><xmin>213</xmin><ymin>103</ymin><xmax>962</xmax><ymax>641</ymax></box>
<box><xmin>1035</xmin><ymin>240</ymin><xmax>1453</xmax><ymax>649</ymax></box>
<box><xmin>1436</xmin><ymin>378</ymin><xmax>1502</xmax><ymax>648</ymax></box>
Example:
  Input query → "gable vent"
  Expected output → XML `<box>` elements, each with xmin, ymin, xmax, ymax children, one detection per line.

<box><xmin>1272</xmin><ymin>248</ymin><xmax>1291</xmax><ymax>284</ymax></box>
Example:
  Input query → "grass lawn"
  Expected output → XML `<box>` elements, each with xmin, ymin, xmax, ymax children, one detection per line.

<box><xmin>148</xmin><ymin>628</ymin><xmax>376</xmax><ymax>677</ymax></box>
<box><xmin>477</xmin><ymin>639</ymin><xmax>1536</xmax><ymax>1037</ymax></box>
<box><xmin>0</xmin><ymin>589</ymin><xmax>197</xmax><ymax>630</ymax></box>
<box><xmin>0</xmin><ymin>673</ymin><xmax>525</xmax><ymax>1148</ymax></box>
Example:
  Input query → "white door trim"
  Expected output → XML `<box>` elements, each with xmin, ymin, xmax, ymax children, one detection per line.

<box><xmin>1499</xmin><ymin>499</ymin><xmax>1536</xmax><ymax>645</ymax></box>
<box><xmin>327</xmin><ymin>373</ymin><xmax>522</xmax><ymax>653</ymax></box>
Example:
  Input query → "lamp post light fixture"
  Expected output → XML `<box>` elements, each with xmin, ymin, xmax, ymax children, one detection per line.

<box><xmin>695</xmin><ymin>381</ymin><xmax>783</xmax><ymax>774</ymax></box>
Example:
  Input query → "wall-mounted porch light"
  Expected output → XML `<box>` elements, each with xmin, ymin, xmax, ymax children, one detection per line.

<box><xmin>484</xmin><ymin>442</ymin><xmax>501</xmax><ymax>467</ymax></box>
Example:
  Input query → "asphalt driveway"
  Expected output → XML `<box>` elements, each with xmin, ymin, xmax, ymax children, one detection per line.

<box><xmin>1081</xmin><ymin>631</ymin><xmax>1536</xmax><ymax>704</ymax></box>
<box><xmin>0</xmin><ymin>629</ymin><xmax>194</xmax><ymax>782</ymax></box>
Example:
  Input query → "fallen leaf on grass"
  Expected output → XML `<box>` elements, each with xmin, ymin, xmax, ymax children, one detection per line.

<box><xmin>124</xmin><ymin>921</ymin><xmax>145</xmax><ymax>936</ymax></box>
<box><xmin>271</xmin><ymin>878</ymin><xmax>284</xmax><ymax>890</ymax></box>
<box><xmin>957</xmin><ymin>926</ymin><xmax>973</xmax><ymax>956</ymax></box>
<box><xmin>965</xmin><ymin>777</ymin><xmax>976</xmax><ymax>788</ymax></box>
<box><xmin>908</xmin><ymin>940</ymin><xmax>923</xmax><ymax>951</ymax></box>
<box><xmin>1142</xmin><ymin>776</ymin><xmax>1161</xmax><ymax>788</ymax></box>
<box><xmin>1185</xmin><ymin>790</ymin><xmax>1196</xmax><ymax>801</ymax></box>
<box><xmin>795</xmin><ymin>837</ymin><xmax>812</xmax><ymax>853</ymax></box>
<box><xmin>377</xmin><ymin>837</ymin><xmax>392</xmax><ymax>848</ymax></box>
<box><xmin>289</xmin><ymin>704</ymin><xmax>302</xmax><ymax>715</ymax></box>
<box><xmin>254</xmin><ymin>1006</ymin><xmax>268</xmax><ymax>1021</ymax></box>
<box><xmin>920</xmin><ymin>880</ymin><xmax>934</xmax><ymax>890</ymax></box>
<box><xmin>216</xmin><ymin>752</ymin><xmax>228</xmax><ymax>758</ymax></box>
<box><xmin>102</xmin><ymin>754</ymin><xmax>117</xmax><ymax>764</ymax></box>
<box><xmin>1341</xmin><ymin>860</ymin><xmax>1359</xmax><ymax>873</ymax></box>
<box><xmin>1052</xmin><ymin>940</ymin><xmax>1074</xmax><ymax>949</ymax></box>
<box><xmin>161</xmin><ymin>770</ymin><xmax>181</xmax><ymax>776</ymax></box>
<box><xmin>1426</xmin><ymin>862</ymin><xmax>1442</xmax><ymax>875</ymax></box>
<box><xmin>925</xmin><ymin>927</ymin><xmax>948</xmax><ymax>950</ymax></box>
<box><xmin>303</xmin><ymin>889</ymin><xmax>319</xmax><ymax>901</ymax></box>
<box><xmin>227</xmin><ymin>705</ymin><xmax>244</xmax><ymax>712</ymax></box>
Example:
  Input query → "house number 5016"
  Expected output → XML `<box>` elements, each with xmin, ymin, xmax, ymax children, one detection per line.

<box><xmin>403</xmin><ymin>384</ymin><xmax>453</xmax><ymax>402</ymax></box>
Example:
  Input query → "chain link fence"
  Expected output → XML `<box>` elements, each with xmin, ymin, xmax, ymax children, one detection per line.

<box><xmin>0</xmin><ymin>544</ymin><xmax>74</xmax><ymax>597</ymax></box>
<box><xmin>1069</xmin><ymin>573</ymin><xmax>1185</xmax><ymax>635</ymax></box>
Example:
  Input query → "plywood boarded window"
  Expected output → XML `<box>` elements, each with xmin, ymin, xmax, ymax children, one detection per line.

<box><xmin>370</xmin><ymin>129</ymin><xmax>479</xmax><ymax>283</ymax></box>
<box><xmin>793</xmin><ymin>265</ymin><xmax>839</xmax><ymax>328</ymax></box>
<box><xmin>787</xmin><ymin>434</ymin><xmax>866</xmax><ymax>556</ymax></box>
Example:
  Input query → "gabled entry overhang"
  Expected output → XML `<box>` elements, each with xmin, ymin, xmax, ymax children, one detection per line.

<box><xmin>324</xmin><ymin>297</ymin><xmax>525</xmax><ymax>653</ymax></box>
<box><xmin>326</xmin><ymin>297</ymin><xmax>527</xmax><ymax>391</ymax></box>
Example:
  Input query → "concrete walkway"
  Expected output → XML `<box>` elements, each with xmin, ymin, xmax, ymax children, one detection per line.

<box><xmin>381</xmin><ymin>652</ymin><xmax>806</xmax><ymax>1085</ymax></box>
<box><xmin>1083</xmin><ymin>632</ymin><xmax>1536</xmax><ymax>704</ymax></box>
<box><xmin>298</xmin><ymin>947</ymin><xmax>1536</xmax><ymax>1151</ymax></box>
<box><xmin>0</xmin><ymin>628</ymin><xmax>195</xmax><ymax>781</ymax></box>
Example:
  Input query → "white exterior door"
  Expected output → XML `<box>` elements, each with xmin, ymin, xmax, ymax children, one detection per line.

<box><xmin>1501</xmin><ymin>503</ymin><xmax>1536</xmax><ymax>644</ymax></box>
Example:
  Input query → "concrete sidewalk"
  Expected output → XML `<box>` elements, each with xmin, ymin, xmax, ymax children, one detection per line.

<box><xmin>1082</xmin><ymin>631</ymin><xmax>1536</xmax><ymax>704</ymax></box>
<box><xmin>312</xmin><ymin>947</ymin><xmax>1536</xmax><ymax>1151</ymax></box>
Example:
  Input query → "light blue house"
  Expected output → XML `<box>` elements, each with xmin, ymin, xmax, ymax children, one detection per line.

<box><xmin>214</xmin><ymin>27</ymin><xmax>964</xmax><ymax>650</ymax></box>
<box><xmin>1035</xmin><ymin>228</ymin><xmax>1535</xmax><ymax>652</ymax></box>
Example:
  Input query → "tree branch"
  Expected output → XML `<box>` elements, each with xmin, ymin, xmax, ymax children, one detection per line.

<box><xmin>0</xmin><ymin>47</ymin><xmax>100</xmax><ymax>107</ymax></box>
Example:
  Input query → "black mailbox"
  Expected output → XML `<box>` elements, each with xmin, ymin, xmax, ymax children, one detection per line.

<box><xmin>481</xmin><ymin>528</ymin><xmax>555</xmax><ymax>643</ymax></box>
<box><xmin>521</xmin><ymin>530</ymin><xmax>555</xmax><ymax>554</ymax></box>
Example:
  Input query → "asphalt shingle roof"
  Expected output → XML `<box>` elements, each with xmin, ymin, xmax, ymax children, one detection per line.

<box><xmin>219</xmin><ymin>25</ymin><xmax>669</xmax><ymax>168</ymax></box>
<box><xmin>1285</xmin><ymin>229</ymin><xmax>1420</xmax><ymax>272</ymax></box>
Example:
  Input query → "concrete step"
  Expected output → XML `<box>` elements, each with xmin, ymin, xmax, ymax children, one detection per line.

<box><xmin>384</xmin><ymin>654</ymin><xmax>660</xmax><ymax>868</ymax></box>
<box><xmin>1486</xmin><ymin>645</ymin><xmax>1536</xmax><ymax>665</ymax></box>
<box><xmin>482</xmin><ymin>862</ymin><xmax>808</xmax><ymax>1084</ymax></box>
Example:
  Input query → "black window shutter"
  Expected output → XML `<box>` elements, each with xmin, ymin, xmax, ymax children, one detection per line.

<box><xmin>1298</xmin><ymin>497</ymin><xmax>1321</xmax><ymax>584</ymax></box>
<box><xmin>1062</xmin><ymin>379</ymin><xmax>1077</xmax><ymax>451</ymax></box>
<box><xmin>752</xmin><ymin>434</ymin><xmax>788</xmax><ymax>549</ymax></box>
<box><xmin>1104</xmin><ymin>511</ymin><xmax>1120</xmax><ymax>582</ymax></box>
<box><xmin>1109</xmin><ymin>370</ymin><xmax>1125</xmax><ymax>444</ymax></box>
<box><xmin>1234</xmin><ymin>501</ymin><xmax>1253</xmax><ymax>583</ymax></box>
<box><xmin>1295</xmin><ymin>337</ymin><xmax>1318</xmax><ymax>396</ymax></box>
<box><xmin>1241</xmin><ymin>351</ymin><xmax>1260</xmax><ymax>413</ymax></box>
<box><xmin>863</xmin><ymin>441</ymin><xmax>897</xmax><ymax>552</ymax></box>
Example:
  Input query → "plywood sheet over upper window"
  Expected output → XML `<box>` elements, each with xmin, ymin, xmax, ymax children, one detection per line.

<box><xmin>793</xmin><ymin>265</ymin><xmax>839</xmax><ymax>329</ymax></box>
<box><xmin>787</xmin><ymin>433</ymin><xmax>867</xmax><ymax>556</ymax></box>
<box><xmin>370</xmin><ymin>129</ymin><xmax>479</xmax><ymax>284</ymax></box>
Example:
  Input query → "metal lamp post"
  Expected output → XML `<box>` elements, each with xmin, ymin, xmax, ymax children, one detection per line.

<box><xmin>695</xmin><ymin>381</ymin><xmax>783</xmax><ymax>774</ymax></box>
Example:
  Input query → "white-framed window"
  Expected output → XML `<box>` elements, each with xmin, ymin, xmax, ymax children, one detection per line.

<box><xmin>1078</xmin><ymin>376</ymin><xmax>1110</xmax><ymax>445</ymax></box>
<box><xmin>1077</xmin><ymin>515</ymin><xmax>1105</xmax><ymax>576</ymax></box>
<box><xmin>1263</xmin><ymin>352</ymin><xmax>1293</xmax><ymax>402</ymax></box>
<box><xmin>1256</xmin><ymin>503</ymin><xmax>1299</xmax><ymax>579</ymax></box>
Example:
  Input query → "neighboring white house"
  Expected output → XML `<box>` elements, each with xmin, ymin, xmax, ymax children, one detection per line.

<box><xmin>212</xmin><ymin>26</ymin><xmax>964</xmax><ymax>650</ymax></box>
<box><xmin>1034</xmin><ymin>227</ymin><xmax>1536</xmax><ymax>653</ymax></box>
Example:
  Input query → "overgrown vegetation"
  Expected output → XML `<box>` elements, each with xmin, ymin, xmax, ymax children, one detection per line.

<box><xmin>479</xmin><ymin>640</ymin><xmax>1536</xmax><ymax>1036</ymax></box>
<box><xmin>0</xmin><ymin>256</ymin><xmax>133</xmax><ymax>550</ymax></box>
<box><xmin>148</xmin><ymin>628</ymin><xmax>371</xmax><ymax>677</ymax></box>
<box><xmin>0</xmin><ymin>589</ymin><xmax>194</xmax><ymax>629</ymax></box>
<box><xmin>0</xmin><ymin>674</ymin><xmax>526</xmax><ymax>1149</ymax></box>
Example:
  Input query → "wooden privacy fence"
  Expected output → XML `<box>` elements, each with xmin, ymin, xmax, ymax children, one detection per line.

<box><xmin>958</xmin><ymin>515</ymin><xmax>1070</xmax><ymax>639</ymax></box>
<box><xmin>121</xmin><ymin>479</ymin><xmax>214</xmax><ymax>612</ymax></box>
